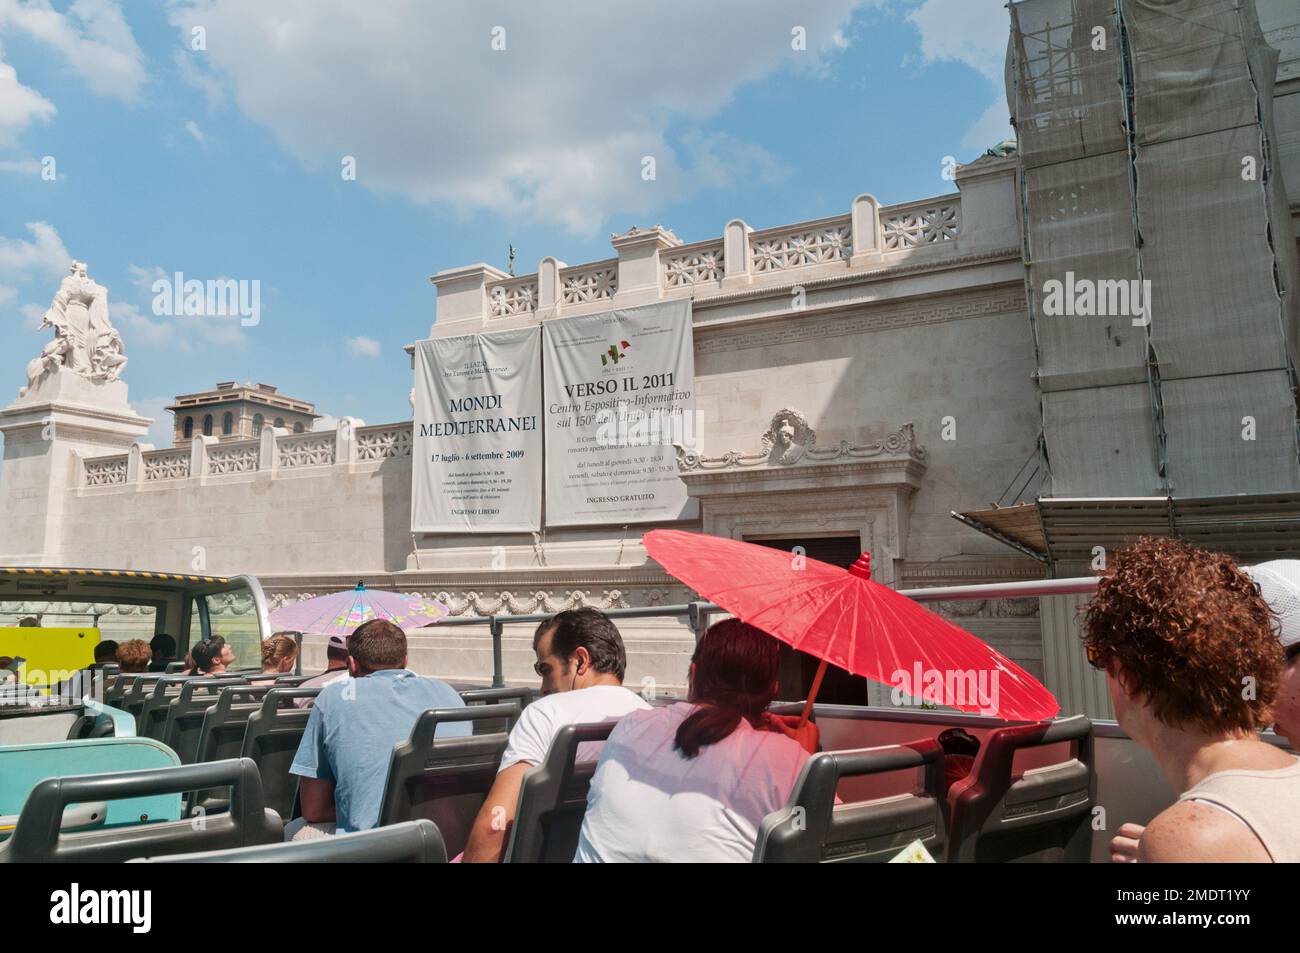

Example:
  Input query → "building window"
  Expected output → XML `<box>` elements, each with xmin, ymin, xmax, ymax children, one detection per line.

<box><xmin>202</xmin><ymin>414</ymin><xmax>213</xmax><ymax>436</ymax></box>
<box><xmin>222</xmin><ymin>412</ymin><xmax>233</xmax><ymax>436</ymax></box>
<box><xmin>274</xmin><ymin>417</ymin><xmax>285</xmax><ymax>429</ymax></box>
<box><xmin>253</xmin><ymin>414</ymin><xmax>264</xmax><ymax>436</ymax></box>
<box><xmin>183</xmin><ymin>416</ymin><xmax>193</xmax><ymax>439</ymax></box>
<box><xmin>293</xmin><ymin>422</ymin><xmax>304</xmax><ymax>433</ymax></box>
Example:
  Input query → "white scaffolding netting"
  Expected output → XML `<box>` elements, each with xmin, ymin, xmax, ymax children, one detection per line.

<box><xmin>1010</xmin><ymin>0</ymin><xmax>1300</xmax><ymax>498</ymax></box>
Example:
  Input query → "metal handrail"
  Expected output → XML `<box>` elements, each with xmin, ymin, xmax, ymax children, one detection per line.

<box><xmin>424</xmin><ymin>577</ymin><xmax>1098</xmax><ymax>687</ymax></box>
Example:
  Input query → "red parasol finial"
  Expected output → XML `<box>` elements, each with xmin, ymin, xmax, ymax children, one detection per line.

<box><xmin>848</xmin><ymin>553</ymin><xmax>871</xmax><ymax>580</ymax></box>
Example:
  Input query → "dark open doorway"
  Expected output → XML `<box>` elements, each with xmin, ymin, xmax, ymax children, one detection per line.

<box><xmin>745</xmin><ymin>535</ymin><xmax>873</xmax><ymax>705</ymax></box>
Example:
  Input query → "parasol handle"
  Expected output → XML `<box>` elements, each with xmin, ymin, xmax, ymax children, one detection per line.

<box><xmin>798</xmin><ymin>657</ymin><xmax>830</xmax><ymax>728</ymax></box>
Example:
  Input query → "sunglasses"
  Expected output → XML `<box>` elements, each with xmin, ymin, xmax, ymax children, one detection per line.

<box><xmin>1085</xmin><ymin>643</ymin><xmax>1107</xmax><ymax>670</ymax></box>
<box><xmin>1287</xmin><ymin>643</ymin><xmax>1300</xmax><ymax>664</ymax></box>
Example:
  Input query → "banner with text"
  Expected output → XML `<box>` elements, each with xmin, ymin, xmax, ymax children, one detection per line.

<box><xmin>411</xmin><ymin>327</ymin><xmax>543</xmax><ymax>532</ymax></box>
<box><xmin>543</xmin><ymin>298</ymin><xmax>697</xmax><ymax>526</ymax></box>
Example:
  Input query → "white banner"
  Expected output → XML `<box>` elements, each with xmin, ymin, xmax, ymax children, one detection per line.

<box><xmin>543</xmin><ymin>299</ymin><xmax>697</xmax><ymax>527</ymax></box>
<box><xmin>411</xmin><ymin>327</ymin><xmax>543</xmax><ymax>532</ymax></box>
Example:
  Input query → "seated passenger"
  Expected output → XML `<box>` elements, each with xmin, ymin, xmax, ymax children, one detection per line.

<box><xmin>937</xmin><ymin>727</ymin><xmax>981</xmax><ymax>794</ymax></box>
<box><xmin>189</xmin><ymin>636</ymin><xmax>233</xmax><ymax>676</ymax></box>
<box><xmin>1247</xmin><ymin>560</ymin><xmax>1300</xmax><ymax>746</ymax></box>
<box><xmin>1110</xmin><ymin>557</ymin><xmax>1300</xmax><ymax>863</ymax></box>
<box><xmin>148</xmin><ymin>633</ymin><xmax>177</xmax><ymax>672</ymax></box>
<box><xmin>261</xmin><ymin>633</ymin><xmax>298</xmax><ymax>675</ymax></box>
<box><xmin>55</xmin><ymin>640</ymin><xmax>119</xmax><ymax>700</ymax></box>
<box><xmin>293</xmin><ymin>634</ymin><xmax>351</xmax><ymax>708</ymax></box>
<box><xmin>1085</xmin><ymin>538</ymin><xmax>1300</xmax><ymax>863</ymax></box>
<box><xmin>574</xmin><ymin>619</ymin><xmax>819</xmax><ymax>863</ymax></box>
<box><xmin>463</xmin><ymin>607</ymin><xmax>651</xmax><ymax>862</ymax></box>
<box><xmin>286</xmin><ymin>619</ymin><xmax>471</xmax><ymax>839</ymax></box>
<box><xmin>115</xmin><ymin>638</ymin><xmax>152</xmax><ymax>674</ymax></box>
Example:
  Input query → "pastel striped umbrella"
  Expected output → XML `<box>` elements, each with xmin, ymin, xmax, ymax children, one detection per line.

<box><xmin>269</xmin><ymin>582</ymin><xmax>449</xmax><ymax>638</ymax></box>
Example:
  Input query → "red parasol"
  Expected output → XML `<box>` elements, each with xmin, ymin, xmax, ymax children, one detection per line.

<box><xmin>644</xmin><ymin>529</ymin><xmax>1058</xmax><ymax>723</ymax></box>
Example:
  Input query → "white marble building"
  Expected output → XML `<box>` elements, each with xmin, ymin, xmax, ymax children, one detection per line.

<box><xmin>0</xmin><ymin>156</ymin><xmax>1048</xmax><ymax>696</ymax></box>
<box><xmin>4</xmin><ymin>1</ymin><xmax>1298</xmax><ymax>698</ymax></box>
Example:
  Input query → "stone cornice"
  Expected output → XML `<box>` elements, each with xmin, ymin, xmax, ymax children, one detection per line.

<box><xmin>690</xmin><ymin>246</ymin><xmax>1023</xmax><ymax>311</ymax></box>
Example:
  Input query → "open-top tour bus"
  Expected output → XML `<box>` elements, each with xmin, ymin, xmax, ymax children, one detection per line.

<box><xmin>0</xmin><ymin>570</ymin><xmax>1291</xmax><ymax>863</ymax></box>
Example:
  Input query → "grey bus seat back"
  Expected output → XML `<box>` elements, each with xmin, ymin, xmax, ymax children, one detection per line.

<box><xmin>139</xmin><ymin>675</ymin><xmax>244</xmax><ymax>740</ymax></box>
<box><xmin>120</xmin><ymin>674</ymin><xmax>165</xmax><ymax>720</ymax></box>
<box><xmin>754</xmin><ymin>739</ymin><xmax>947</xmax><ymax>863</ymax></box>
<box><xmin>0</xmin><ymin>757</ymin><xmax>282</xmax><ymax>863</ymax></box>
<box><xmin>183</xmin><ymin>686</ymin><xmax>273</xmax><ymax>813</ymax></box>
<box><xmin>103</xmin><ymin>673</ymin><xmax>128</xmax><ymax>708</ymax></box>
<box><xmin>504</xmin><ymin>720</ymin><xmax>617</xmax><ymax>864</ymax></box>
<box><xmin>947</xmin><ymin>714</ymin><xmax>1095</xmax><ymax>863</ymax></box>
<box><xmin>459</xmin><ymin>688</ymin><xmax>532</xmax><ymax>734</ymax></box>
<box><xmin>162</xmin><ymin>679</ymin><xmax>251</xmax><ymax>764</ymax></box>
<box><xmin>240</xmin><ymin>687</ymin><xmax>320</xmax><ymax>820</ymax></box>
<box><xmin>135</xmin><ymin>818</ymin><xmax>447</xmax><ymax>864</ymax></box>
<box><xmin>377</xmin><ymin>703</ymin><xmax>521</xmax><ymax>856</ymax></box>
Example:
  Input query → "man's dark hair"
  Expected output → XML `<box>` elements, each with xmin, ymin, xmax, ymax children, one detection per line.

<box><xmin>150</xmin><ymin>633</ymin><xmax>176</xmax><ymax>658</ymax></box>
<box><xmin>533</xmin><ymin>608</ymin><xmax>627</xmax><ymax>681</ymax></box>
<box><xmin>348</xmin><ymin>619</ymin><xmax>407</xmax><ymax>674</ymax></box>
<box><xmin>326</xmin><ymin>643</ymin><xmax>349</xmax><ymax>663</ymax></box>
<box><xmin>93</xmin><ymin>640</ymin><xmax>119</xmax><ymax>663</ymax></box>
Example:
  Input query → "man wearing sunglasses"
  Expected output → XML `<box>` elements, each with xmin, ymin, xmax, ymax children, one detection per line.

<box><xmin>463</xmin><ymin>607</ymin><xmax>651</xmax><ymax>862</ymax></box>
<box><xmin>1087</xmin><ymin>542</ymin><xmax>1300</xmax><ymax>863</ymax></box>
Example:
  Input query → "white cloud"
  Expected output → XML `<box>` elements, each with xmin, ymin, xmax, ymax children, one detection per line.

<box><xmin>960</xmin><ymin>96</ymin><xmax>1013</xmax><ymax>153</ymax></box>
<box><xmin>0</xmin><ymin>155</ymin><xmax>39</xmax><ymax>173</ymax></box>
<box><xmin>0</xmin><ymin>220</ymin><xmax>70</xmax><ymax>282</ymax></box>
<box><xmin>130</xmin><ymin>394</ymin><xmax>174</xmax><ymax>448</ymax></box>
<box><xmin>116</xmin><ymin>264</ymin><xmax>251</xmax><ymax>350</ymax></box>
<box><xmin>113</xmin><ymin>298</ymin><xmax>174</xmax><ymax>348</ymax></box>
<box><xmin>906</xmin><ymin>0</ymin><xmax>1010</xmax><ymax>83</ymax></box>
<box><xmin>0</xmin><ymin>54</ymin><xmax>55</xmax><ymax>145</ymax></box>
<box><xmin>167</xmin><ymin>0</ymin><xmax>861</xmax><ymax>234</ymax></box>
<box><xmin>19</xmin><ymin>300</ymin><xmax>43</xmax><ymax>327</ymax></box>
<box><xmin>346</xmin><ymin>335</ymin><xmax>380</xmax><ymax>358</ymax></box>
<box><xmin>184</xmin><ymin>118</ymin><xmax>206</xmax><ymax>146</ymax></box>
<box><xmin>904</xmin><ymin>0</ymin><xmax>1013</xmax><ymax>154</ymax></box>
<box><xmin>0</xmin><ymin>0</ymin><xmax>147</xmax><ymax>101</ymax></box>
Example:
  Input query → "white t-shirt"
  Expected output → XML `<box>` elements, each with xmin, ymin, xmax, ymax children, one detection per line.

<box><xmin>498</xmin><ymin>684</ymin><xmax>651</xmax><ymax>771</ymax></box>
<box><xmin>574</xmin><ymin>703</ymin><xmax>810</xmax><ymax>863</ymax></box>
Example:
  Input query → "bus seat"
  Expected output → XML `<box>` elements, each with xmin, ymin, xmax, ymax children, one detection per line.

<box><xmin>118</xmin><ymin>674</ymin><xmax>165</xmax><ymax>721</ymax></box>
<box><xmin>135</xmin><ymin>818</ymin><xmax>447</xmax><ymax>864</ymax></box>
<box><xmin>754</xmin><ymin>739</ymin><xmax>947</xmax><ymax>863</ymax></box>
<box><xmin>459</xmin><ymin>688</ymin><xmax>533</xmax><ymax>735</ymax></box>
<box><xmin>503</xmin><ymin>720</ymin><xmax>617</xmax><ymax>864</ymax></box>
<box><xmin>184</xmin><ymin>686</ymin><xmax>273</xmax><ymax>814</ymax></box>
<box><xmin>0</xmin><ymin>757</ymin><xmax>281</xmax><ymax>863</ymax></box>
<box><xmin>240</xmin><ymin>687</ymin><xmax>319</xmax><ymax>820</ymax></box>
<box><xmin>946</xmin><ymin>714</ymin><xmax>1095</xmax><ymax>863</ymax></box>
<box><xmin>0</xmin><ymin>735</ymin><xmax>181</xmax><ymax>832</ymax></box>
<box><xmin>377</xmin><ymin>703</ymin><xmax>521</xmax><ymax>856</ymax></box>
<box><xmin>162</xmin><ymin>680</ymin><xmax>252</xmax><ymax>764</ymax></box>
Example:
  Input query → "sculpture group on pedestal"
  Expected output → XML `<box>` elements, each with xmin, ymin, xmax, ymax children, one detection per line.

<box><xmin>21</xmin><ymin>261</ymin><xmax>128</xmax><ymax>397</ymax></box>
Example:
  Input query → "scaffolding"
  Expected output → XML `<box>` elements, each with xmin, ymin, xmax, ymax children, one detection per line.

<box><xmin>1008</xmin><ymin>0</ymin><xmax>1300</xmax><ymax>500</ymax></box>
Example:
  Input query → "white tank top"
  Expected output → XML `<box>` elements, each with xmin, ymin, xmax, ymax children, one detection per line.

<box><xmin>1177</xmin><ymin>758</ymin><xmax>1300</xmax><ymax>862</ymax></box>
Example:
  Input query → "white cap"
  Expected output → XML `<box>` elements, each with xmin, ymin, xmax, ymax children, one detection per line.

<box><xmin>1246</xmin><ymin>560</ymin><xmax>1300</xmax><ymax>650</ymax></box>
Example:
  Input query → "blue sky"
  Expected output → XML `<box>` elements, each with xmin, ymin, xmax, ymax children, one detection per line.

<box><xmin>1</xmin><ymin>0</ymin><xmax>1013</xmax><ymax>445</ymax></box>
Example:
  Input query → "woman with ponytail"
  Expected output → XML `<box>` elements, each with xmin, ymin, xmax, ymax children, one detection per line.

<box><xmin>574</xmin><ymin>619</ymin><xmax>819</xmax><ymax>863</ymax></box>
